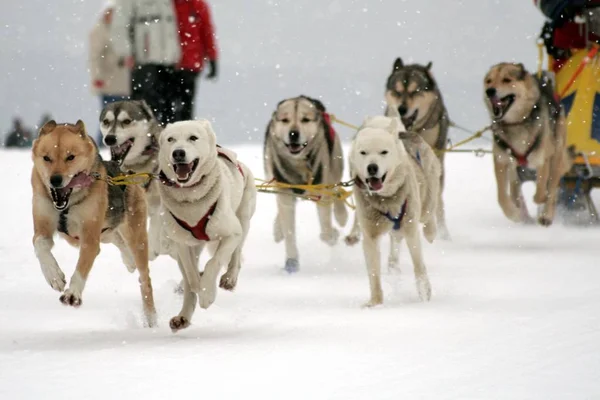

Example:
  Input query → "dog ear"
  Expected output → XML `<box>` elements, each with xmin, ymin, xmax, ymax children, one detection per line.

<box><xmin>39</xmin><ymin>120</ymin><xmax>57</xmax><ymax>136</ymax></box>
<box><xmin>516</xmin><ymin>63</ymin><xmax>527</xmax><ymax>80</ymax></box>
<box><xmin>386</xmin><ymin>105</ymin><xmax>401</xmax><ymax>120</ymax></box>
<box><xmin>75</xmin><ymin>119</ymin><xmax>86</xmax><ymax>134</ymax></box>
<box><xmin>138</xmin><ymin>100</ymin><xmax>155</xmax><ymax>120</ymax></box>
<box><xmin>393</xmin><ymin>57</ymin><xmax>404</xmax><ymax>71</ymax></box>
<box><xmin>388</xmin><ymin>117</ymin><xmax>400</xmax><ymax>135</ymax></box>
<box><xmin>425</xmin><ymin>61</ymin><xmax>433</xmax><ymax>70</ymax></box>
<box><xmin>196</xmin><ymin>119</ymin><xmax>217</xmax><ymax>146</ymax></box>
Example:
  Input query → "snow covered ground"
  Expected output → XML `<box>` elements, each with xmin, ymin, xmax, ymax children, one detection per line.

<box><xmin>0</xmin><ymin>144</ymin><xmax>599</xmax><ymax>399</ymax></box>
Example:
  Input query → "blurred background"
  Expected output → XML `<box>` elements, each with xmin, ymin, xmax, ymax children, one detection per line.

<box><xmin>0</xmin><ymin>0</ymin><xmax>544</xmax><ymax>145</ymax></box>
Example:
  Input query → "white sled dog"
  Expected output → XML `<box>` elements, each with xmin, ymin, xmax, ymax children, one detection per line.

<box><xmin>346</xmin><ymin>115</ymin><xmax>441</xmax><ymax>307</ymax></box>
<box><xmin>156</xmin><ymin>120</ymin><xmax>256</xmax><ymax>332</ymax></box>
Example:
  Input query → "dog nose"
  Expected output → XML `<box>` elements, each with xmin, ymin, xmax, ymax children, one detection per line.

<box><xmin>50</xmin><ymin>175</ymin><xmax>63</xmax><ymax>188</ymax></box>
<box><xmin>398</xmin><ymin>105</ymin><xmax>408</xmax><ymax>116</ymax></box>
<box><xmin>367</xmin><ymin>163</ymin><xmax>378</xmax><ymax>176</ymax></box>
<box><xmin>104</xmin><ymin>135</ymin><xmax>117</xmax><ymax>146</ymax></box>
<box><xmin>288</xmin><ymin>130</ymin><xmax>300</xmax><ymax>143</ymax></box>
<box><xmin>486</xmin><ymin>88</ymin><xmax>497</xmax><ymax>98</ymax></box>
<box><xmin>172</xmin><ymin>149</ymin><xmax>186</xmax><ymax>162</ymax></box>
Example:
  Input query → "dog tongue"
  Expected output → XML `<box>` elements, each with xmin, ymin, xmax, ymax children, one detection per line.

<box><xmin>175</xmin><ymin>162</ymin><xmax>193</xmax><ymax>179</ymax></box>
<box><xmin>66</xmin><ymin>173</ymin><xmax>94</xmax><ymax>189</ymax></box>
<box><xmin>367</xmin><ymin>177</ymin><xmax>383</xmax><ymax>191</ymax></box>
<box><xmin>490</xmin><ymin>95</ymin><xmax>503</xmax><ymax>108</ymax></box>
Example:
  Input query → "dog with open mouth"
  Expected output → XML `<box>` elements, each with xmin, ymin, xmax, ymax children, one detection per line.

<box><xmin>99</xmin><ymin>100</ymin><xmax>164</xmax><ymax>260</ymax></box>
<box><xmin>384</xmin><ymin>57</ymin><xmax>451</xmax><ymax>239</ymax></box>
<box><xmin>483</xmin><ymin>62</ymin><xmax>572</xmax><ymax>226</ymax></box>
<box><xmin>30</xmin><ymin>120</ymin><xmax>157</xmax><ymax>327</ymax></box>
<box><xmin>156</xmin><ymin>120</ymin><xmax>256</xmax><ymax>332</ymax></box>
<box><xmin>345</xmin><ymin>115</ymin><xmax>440</xmax><ymax>307</ymax></box>
<box><xmin>263</xmin><ymin>95</ymin><xmax>348</xmax><ymax>273</ymax></box>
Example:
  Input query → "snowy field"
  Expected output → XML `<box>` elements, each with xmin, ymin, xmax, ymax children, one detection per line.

<box><xmin>0</xmin><ymin>144</ymin><xmax>599</xmax><ymax>399</ymax></box>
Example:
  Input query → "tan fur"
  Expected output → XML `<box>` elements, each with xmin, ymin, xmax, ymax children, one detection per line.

<box><xmin>483</xmin><ymin>63</ymin><xmax>572</xmax><ymax>225</ymax></box>
<box><xmin>264</xmin><ymin>96</ymin><xmax>347</xmax><ymax>270</ymax></box>
<box><xmin>31</xmin><ymin>120</ymin><xmax>156</xmax><ymax>327</ymax></box>
<box><xmin>345</xmin><ymin>116</ymin><xmax>440</xmax><ymax>307</ymax></box>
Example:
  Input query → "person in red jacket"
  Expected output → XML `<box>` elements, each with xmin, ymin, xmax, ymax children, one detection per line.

<box><xmin>172</xmin><ymin>0</ymin><xmax>219</xmax><ymax>122</ymax></box>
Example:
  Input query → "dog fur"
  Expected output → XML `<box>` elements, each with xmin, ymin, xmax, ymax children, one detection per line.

<box><xmin>156</xmin><ymin>120</ymin><xmax>256</xmax><ymax>332</ymax></box>
<box><xmin>263</xmin><ymin>95</ymin><xmax>348</xmax><ymax>272</ymax></box>
<box><xmin>31</xmin><ymin>120</ymin><xmax>157</xmax><ymax>326</ymax></box>
<box><xmin>384</xmin><ymin>57</ymin><xmax>451</xmax><ymax>239</ymax></box>
<box><xmin>99</xmin><ymin>100</ymin><xmax>164</xmax><ymax>259</ymax></box>
<box><xmin>346</xmin><ymin>115</ymin><xmax>440</xmax><ymax>307</ymax></box>
<box><xmin>483</xmin><ymin>62</ymin><xmax>572</xmax><ymax>225</ymax></box>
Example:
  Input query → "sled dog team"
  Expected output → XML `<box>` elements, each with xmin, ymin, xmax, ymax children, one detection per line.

<box><xmin>30</xmin><ymin>58</ymin><xmax>572</xmax><ymax>330</ymax></box>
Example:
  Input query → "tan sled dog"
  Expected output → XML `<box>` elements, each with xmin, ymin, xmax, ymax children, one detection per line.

<box><xmin>264</xmin><ymin>95</ymin><xmax>348</xmax><ymax>273</ymax></box>
<box><xmin>348</xmin><ymin>116</ymin><xmax>440</xmax><ymax>307</ymax></box>
<box><xmin>483</xmin><ymin>63</ymin><xmax>572</xmax><ymax>225</ymax></box>
<box><xmin>31</xmin><ymin>120</ymin><xmax>157</xmax><ymax>326</ymax></box>
<box><xmin>156</xmin><ymin>120</ymin><xmax>256</xmax><ymax>332</ymax></box>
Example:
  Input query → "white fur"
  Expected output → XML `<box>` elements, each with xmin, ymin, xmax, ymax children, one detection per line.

<box><xmin>157</xmin><ymin>120</ymin><xmax>257</xmax><ymax>331</ymax></box>
<box><xmin>34</xmin><ymin>236</ymin><xmax>66</xmax><ymax>291</ymax></box>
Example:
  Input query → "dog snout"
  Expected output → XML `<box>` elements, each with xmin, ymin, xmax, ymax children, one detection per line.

<box><xmin>398</xmin><ymin>105</ymin><xmax>408</xmax><ymax>116</ymax></box>
<box><xmin>486</xmin><ymin>88</ymin><xmax>497</xmax><ymax>98</ymax></box>
<box><xmin>288</xmin><ymin>130</ymin><xmax>300</xmax><ymax>143</ymax></box>
<box><xmin>104</xmin><ymin>135</ymin><xmax>117</xmax><ymax>146</ymax></box>
<box><xmin>50</xmin><ymin>175</ymin><xmax>63</xmax><ymax>188</ymax></box>
<box><xmin>367</xmin><ymin>163</ymin><xmax>379</xmax><ymax>176</ymax></box>
<box><xmin>172</xmin><ymin>149</ymin><xmax>187</xmax><ymax>163</ymax></box>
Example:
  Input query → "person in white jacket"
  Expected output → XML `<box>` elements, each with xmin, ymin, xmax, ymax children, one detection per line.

<box><xmin>88</xmin><ymin>1</ymin><xmax>131</xmax><ymax>145</ymax></box>
<box><xmin>110</xmin><ymin>0</ymin><xmax>182</xmax><ymax>125</ymax></box>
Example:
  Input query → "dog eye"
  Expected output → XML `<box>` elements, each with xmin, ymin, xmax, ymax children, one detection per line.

<box><xmin>360</xmin><ymin>151</ymin><xmax>367</xmax><ymax>155</ymax></box>
<box><xmin>122</xmin><ymin>119</ymin><xmax>132</xmax><ymax>125</ymax></box>
<box><xmin>43</xmin><ymin>155</ymin><xmax>52</xmax><ymax>162</ymax></box>
<box><xmin>167</xmin><ymin>137</ymin><xmax>174</xmax><ymax>143</ymax></box>
<box><xmin>380</xmin><ymin>150</ymin><xmax>388</xmax><ymax>155</ymax></box>
<box><xmin>281</xmin><ymin>118</ymin><xmax>290</xmax><ymax>124</ymax></box>
<box><xmin>502</xmin><ymin>78</ymin><xmax>511</xmax><ymax>84</ymax></box>
<box><xmin>189</xmin><ymin>135</ymin><xmax>198</xmax><ymax>141</ymax></box>
<box><xmin>66</xmin><ymin>154</ymin><xmax>75</xmax><ymax>161</ymax></box>
<box><xmin>102</xmin><ymin>119</ymin><xmax>110</xmax><ymax>126</ymax></box>
<box><xmin>300</xmin><ymin>117</ymin><xmax>311</xmax><ymax>124</ymax></box>
<box><xmin>485</xmin><ymin>78</ymin><xmax>492</xmax><ymax>84</ymax></box>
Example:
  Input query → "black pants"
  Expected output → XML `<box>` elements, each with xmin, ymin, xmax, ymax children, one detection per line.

<box><xmin>131</xmin><ymin>64</ymin><xmax>176</xmax><ymax>125</ymax></box>
<box><xmin>170</xmin><ymin>70</ymin><xmax>199</xmax><ymax>122</ymax></box>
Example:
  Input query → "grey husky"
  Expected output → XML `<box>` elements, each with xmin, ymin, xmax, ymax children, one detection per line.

<box><xmin>263</xmin><ymin>95</ymin><xmax>348</xmax><ymax>273</ymax></box>
<box><xmin>384</xmin><ymin>58</ymin><xmax>451</xmax><ymax>239</ymax></box>
<box><xmin>99</xmin><ymin>100</ymin><xmax>164</xmax><ymax>259</ymax></box>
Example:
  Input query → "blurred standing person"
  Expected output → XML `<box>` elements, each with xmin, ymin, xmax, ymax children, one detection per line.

<box><xmin>4</xmin><ymin>118</ymin><xmax>32</xmax><ymax>148</ymax></box>
<box><xmin>172</xmin><ymin>0</ymin><xmax>219</xmax><ymax>121</ymax></box>
<box><xmin>88</xmin><ymin>1</ymin><xmax>131</xmax><ymax>145</ymax></box>
<box><xmin>110</xmin><ymin>0</ymin><xmax>181</xmax><ymax>125</ymax></box>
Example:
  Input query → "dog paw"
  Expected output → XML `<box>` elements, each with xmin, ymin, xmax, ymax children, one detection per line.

<box><xmin>219</xmin><ymin>271</ymin><xmax>238</xmax><ymax>291</ymax></box>
<box><xmin>59</xmin><ymin>289</ymin><xmax>82</xmax><ymax>307</ymax></box>
<box><xmin>416</xmin><ymin>277</ymin><xmax>432</xmax><ymax>302</ymax></box>
<box><xmin>387</xmin><ymin>258</ymin><xmax>401</xmax><ymax>273</ymax></box>
<box><xmin>320</xmin><ymin>229</ymin><xmax>339</xmax><ymax>246</ymax></box>
<box><xmin>284</xmin><ymin>258</ymin><xmax>299</xmax><ymax>273</ymax></box>
<box><xmin>344</xmin><ymin>234</ymin><xmax>360</xmax><ymax>246</ymax></box>
<box><xmin>362</xmin><ymin>297</ymin><xmax>383</xmax><ymax>308</ymax></box>
<box><xmin>143</xmin><ymin>312</ymin><xmax>158</xmax><ymax>328</ymax></box>
<box><xmin>198</xmin><ymin>278</ymin><xmax>217</xmax><ymax>310</ymax></box>
<box><xmin>169</xmin><ymin>316</ymin><xmax>190</xmax><ymax>332</ymax></box>
<box><xmin>422</xmin><ymin>223</ymin><xmax>437</xmax><ymax>243</ymax></box>
<box><xmin>40</xmin><ymin>259</ymin><xmax>66</xmax><ymax>292</ymax></box>
<box><xmin>121</xmin><ymin>253</ymin><xmax>136</xmax><ymax>273</ymax></box>
<box><xmin>538</xmin><ymin>216</ymin><xmax>553</xmax><ymax>227</ymax></box>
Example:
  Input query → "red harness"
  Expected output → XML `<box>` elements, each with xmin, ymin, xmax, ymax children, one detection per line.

<box><xmin>322</xmin><ymin>112</ymin><xmax>337</xmax><ymax>142</ymax></box>
<box><xmin>169</xmin><ymin>148</ymin><xmax>244</xmax><ymax>241</ymax></box>
<box><xmin>493</xmin><ymin>133</ymin><xmax>542</xmax><ymax>168</ymax></box>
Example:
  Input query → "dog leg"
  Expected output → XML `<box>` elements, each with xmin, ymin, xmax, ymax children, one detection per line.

<box><xmin>387</xmin><ymin>232</ymin><xmax>402</xmax><ymax>273</ymax></box>
<box><xmin>170</xmin><ymin>255</ymin><xmax>198</xmax><ymax>332</ymax></box>
<box><xmin>495</xmin><ymin>158</ymin><xmax>522</xmax><ymax>222</ymax></box>
<box><xmin>33</xmin><ymin>235</ymin><xmax>66</xmax><ymax>292</ymax></box>
<box><xmin>112</xmin><ymin>231</ymin><xmax>136</xmax><ymax>273</ymax></box>
<box><xmin>220</xmin><ymin>221</ymin><xmax>249</xmax><ymax>291</ymax></box>
<box><xmin>334</xmin><ymin>198</ymin><xmax>349</xmax><ymax>227</ymax></box>
<box><xmin>436</xmin><ymin>170</ymin><xmax>451</xmax><ymax>240</ymax></box>
<box><xmin>147</xmin><ymin>212</ymin><xmax>162</xmax><ymax>261</ymax></box>
<box><xmin>344</xmin><ymin>213</ymin><xmax>361</xmax><ymax>246</ymax></box>
<box><xmin>177</xmin><ymin>242</ymin><xmax>203</xmax><ymax>294</ymax></box>
<box><xmin>317</xmin><ymin>200</ymin><xmax>339</xmax><ymax>246</ymax></box>
<box><xmin>404</xmin><ymin>227</ymin><xmax>432</xmax><ymax>302</ymax></box>
<box><xmin>199</xmin><ymin>231</ymin><xmax>242</xmax><ymax>309</ymax></box>
<box><xmin>60</xmin><ymin>222</ymin><xmax>102</xmax><ymax>307</ymax></box>
<box><xmin>361</xmin><ymin>233</ymin><xmax>383</xmax><ymax>307</ymax></box>
<box><xmin>510</xmin><ymin>179</ymin><xmax>534</xmax><ymax>224</ymax></box>
<box><xmin>277</xmin><ymin>194</ymin><xmax>300</xmax><ymax>272</ymax></box>
<box><xmin>119</xmin><ymin>219</ymin><xmax>157</xmax><ymax>328</ymax></box>
<box><xmin>273</xmin><ymin>213</ymin><xmax>284</xmax><ymax>243</ymax></box>
<box><xmin>541</xmin><ymin>153</ymin><xmax>567</xmax><ymax>226</ymax></box>
<box><xmin>534</xmin><ymin>161</ymin><xmax>551</xmax><ymax>205</ymax></box>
